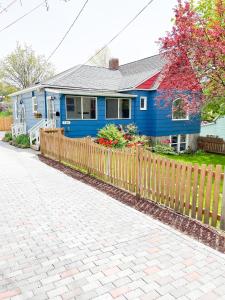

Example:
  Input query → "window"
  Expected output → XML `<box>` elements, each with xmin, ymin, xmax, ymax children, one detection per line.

<box><xmin>106</xmin><ymin>98</ymin><xmax>131</xmax><ymax>119</ymax></box>
<box><xmin>172</xmin><ymin>98</ymin><xmax>188</xmax><ymax>120</ymax></box>
<box><xmin>32</xmin><ymin>96</ymin><xmax>38</xmax><ymax>114</ymax></box>
<box><xmin>140</xmin><ymin>96</ymin><xmax>147</xmax><ymax>110</ymax></box>
<box><xmin>66</xmin><ymin>96</ymin><xmax>97</xmax><ymax>120</ymax></box>
<box><xmin>170</xmin><ymin>134</ymin><xmax>188</xmax><ymax>152</ymax></box>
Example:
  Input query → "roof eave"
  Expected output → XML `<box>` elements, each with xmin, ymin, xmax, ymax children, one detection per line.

<box><xmin>9</xmin><ymin>84</ymin><xmax>46</xmax><ymax>97</ymax></box>
<box><xmin>45</xmin><ymin>88</ymin><xmax>137</xmax><ymax>98</ymax></box>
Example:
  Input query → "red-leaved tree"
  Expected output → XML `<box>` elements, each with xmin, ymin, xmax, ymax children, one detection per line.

<box><xmin>158</xmin><ymin>0</ymin><xmax>225</xmax><ymax>115</ymax></box>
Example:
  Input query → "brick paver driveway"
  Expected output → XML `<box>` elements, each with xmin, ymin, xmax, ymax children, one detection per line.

<box><xmin>0</xmin><ymin>141</ymin><xmax>225</xmax><ymax>300</ymax></box>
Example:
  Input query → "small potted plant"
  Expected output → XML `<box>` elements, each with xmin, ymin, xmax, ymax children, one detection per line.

<box><xmin>34</xmin><ymin>112</ymin><xmax>42</xmax><ymax>118</ymax></box>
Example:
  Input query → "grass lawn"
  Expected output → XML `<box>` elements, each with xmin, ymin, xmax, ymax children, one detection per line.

<box><xmin>160</xmin><ymin>152</ymin><xmax>225</xmax><ymax>169</ymax></box>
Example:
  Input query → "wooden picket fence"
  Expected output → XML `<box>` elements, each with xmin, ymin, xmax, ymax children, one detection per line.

<box><xmin>40</xmin><ymin>129</ymin><xmax>225</xmax><ymax>231</ymax></box>
<box><xmin>0</xmin><ymin>116</ymin><xmax>12</xmax><ymax>131</ymax></box>
<box><xmin>198</xmin><ymin>136</ymin><xmax>225</xmax><ymax>154</ymax></box>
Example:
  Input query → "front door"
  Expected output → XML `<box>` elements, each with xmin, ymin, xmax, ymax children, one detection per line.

<box><xmin>46</xmin><ymin>96</ymin><xmax>55</xmax><ymax>125</ymax></box>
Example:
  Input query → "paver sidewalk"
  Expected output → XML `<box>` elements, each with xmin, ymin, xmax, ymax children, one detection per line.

<box><xmin>0</xmin><ymin>141</ymin><xmax>225</xmax><ymax>300</ymax></box>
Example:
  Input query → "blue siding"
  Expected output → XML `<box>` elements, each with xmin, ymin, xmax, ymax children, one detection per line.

<box><xmin>12</xmin><ymin>90</ymin><xmax>46</xmax><ymax>131</ymax></box>
<box><xmin>60</xmin><ymin>95</ymin><xmax>135</xmax><ymax>138</ymax></box>
<box><xmin>125</xmin><ymin>90</ymin><xmax>200</xmax><ymax>137</ymax></box>
<box><xmin>12</xmin><ymin>88</ymin><xmax>200</xmax><ymax>138</ymax></box>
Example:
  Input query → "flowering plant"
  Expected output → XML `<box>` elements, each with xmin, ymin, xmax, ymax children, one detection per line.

<box><xmin>96</xmin><ymin>124</ymin><xmax>149</xmax><ymax>149</ymax></box>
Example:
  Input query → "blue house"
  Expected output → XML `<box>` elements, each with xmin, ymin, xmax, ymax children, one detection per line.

<box><xmin>10</xmin><ymin>54</ymin><xmax>200</xmax><ymax>151</ymax></box>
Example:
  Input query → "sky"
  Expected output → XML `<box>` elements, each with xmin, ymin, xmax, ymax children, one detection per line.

<box><xmin>0</xmin><ymin>0</ymin><xmax>178</xmax><ymax>73</ymax></box>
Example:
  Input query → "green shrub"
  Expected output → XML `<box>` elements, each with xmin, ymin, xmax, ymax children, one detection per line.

<box><xmin>11</xmin><ymin>134</ymin><xmax>30</xmax><ymax>148</ymax></box>
<box><xmin>97</xmin><ymin>124</ymin><xmax>127</xmax><ymax>148</ymax></box>
<box><xmin>195</xmin><ymin>149</ymin><xmax>205</xmax><ymax>155</ymax></box>
<box><xmin>152</xmin><ymin>143</ymin><xmax>177</xmax><ymax>155</ymax></box>
<box><xmin>2</xmin><ymin>131</ymin><xmax>13</xmax><ymax>142</ymax></box>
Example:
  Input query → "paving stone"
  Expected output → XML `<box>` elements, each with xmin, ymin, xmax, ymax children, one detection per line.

<box><xmin>0</xmin><ymin>143</ymin><xmax>225</xmax><ymax>300</ymax></box>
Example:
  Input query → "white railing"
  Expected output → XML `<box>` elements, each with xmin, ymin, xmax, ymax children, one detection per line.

<box><xmin>12</xmin><ymin>122</ymin><xmax>26</xmax><ymax>137</ymax></box>
<box><xmin>29</xmin><ymin>119</ymin><xmax>56</xmax><ymax>150</ymax></box>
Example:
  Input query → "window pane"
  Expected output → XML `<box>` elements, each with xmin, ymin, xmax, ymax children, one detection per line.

<box><xmin>66</xmin><ymin>97</ymin><xmax>82</xmax><ymax>119</ymax></box>
<box><xmin>106</xmin><ymin>98</ymin><xmax>118</xmax><ymax>119</ymax></box>
<box><xmin>140</xmin><ymin>97</ymin><xmax>147</xmax><ymax>110</ymax></box>
<box><xmin>173</xmin><ymin>99</ymin><xmax>187</xmax><ymax>119</ymax></box>
<box><xmin>180</xmin><ymin>135</ymin><xmax>186</xmax><ymax>143</ymax></box>
<box><xmin>119</xmin><ymin>99</ymin><xmax>130</xmax><ymax>119</ymax></box>
<box><xmin>83</xmin><ymin>97</ymin><xmax>96</xmax><ymax>119</ymax></box>
<box><xmin>66</xmin><ymin>97</ymin><xmax>75</xmax><ymax>119</ymax></box>
<box><xmin>33</xmin><ymin>97</ymin><xmax>38</xmax><ymax>113</ymax></box>
<box><xmin>74</xmin><ymin>97</ymin><xmax>82</xmax><ymax>119</ymax></box>
<box><xmin>180</xmin><ymin>143</ymin><xmax>186</xmax><ymax>151</ymax></box>
<box><xmin>171</xmin><ymin>135</ymin><xmax>178</xmax><ymax>144</ymax></box>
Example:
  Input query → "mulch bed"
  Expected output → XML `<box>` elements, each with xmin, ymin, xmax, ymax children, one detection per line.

<box><xmin>39</xmin><ymin>154</ymin><xmax>225</xmax><ymax>254</ymax></box>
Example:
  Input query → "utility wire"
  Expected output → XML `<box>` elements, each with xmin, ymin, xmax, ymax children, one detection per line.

<box><xmin>0</xmin><ymin>0</ymin><xmax>46</xmax><ymax>33</ymax></box>
<box><xmin>46</xmin><ymin>0</ymin><xmax>89</xmax><ymax>61</ymax></box>
<box><xmin>84</xmin><ymin>0</ymin><xmax>155</xmax><ymax>66</ymax></box>
<box><xmin>0</xmin><ymin>0</ymin><xmax>17</xmax><ymax>15</ymax></box>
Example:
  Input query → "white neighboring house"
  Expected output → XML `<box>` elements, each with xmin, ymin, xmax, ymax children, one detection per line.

<box><xmin>201</xmin><ymin>116</ymin><xmax>225</xmax><ymax>140</ymax></box>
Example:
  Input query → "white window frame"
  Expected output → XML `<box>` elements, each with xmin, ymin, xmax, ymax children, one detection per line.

<box><xmin>170</xmin><ymin>134</ymin><xmax>189</xmax><ymax>153</ymax></box>
<box><xmin>140</xmin><ymin>96</ymin><xmax>147</xmax><ymax>110</ymax></box>
<box><xmin>65</xmin><ymin>95</ymin><xmax>97</xmax><ymax>120</ymax></box>
<box><xmin>172</xmin><ymin>98</ymin><xmax>189</xmax><ymax>121</ymax></box>
<box><xmin>32</xmin><ymin>96</ymin><xmax>38</xmax><ymax>114</ymax></box>
<box><xmin>105</xmin><ymin>98</ymin><xmax>131</xmax><ymax>120</ymax></box>
<box><xmin>14</xmin><ymin>97</ymin><xmax>19</xmax><ymax>119</ymax></box>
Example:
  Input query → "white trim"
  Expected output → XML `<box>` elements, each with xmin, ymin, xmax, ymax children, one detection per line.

<box><xmin>14</xmin><ymin>97</ymin><xmax>18</xmax><ymax>120</ymax></box>
<box><xmin>170</xmin><ymin>134</ymin><xmax>189</xmax><ymax>153</ymax></box>
<box><xmin>32</xmin><ymin>96</ymin><xmax>38</xmax><ymax>114</ymax></box>
<box><xmin>46</xmin><ymin>88</ymin><xmax>137</xmax><ymax>98</ymax></box>
<box><xmin>105</xmin><ymin>98</ymin><xmax>131</xmax><ymax>120</ymax></box>
<box><xmin>46</xmin><ymin>96</ymin><xmax>56</xmax><ymax>120</ymax></box>
<box><xmin>9</xmin><ymin>85</ymin><xmax>44</xmax><ymax>97</ymax></box>
<box><xmin>172</xmin><ymin>98</ymin><xmax>189</xmax><ymax>121</ymax></box>
<box><xmin>140</xmin><ymin>96</ymin><xmax>147</xmax><ymax>110</ymax></box>
<box><xmin>65</xmin><ymin>95</ymin><xmax>98</xmax><ymax>120</ymax></box>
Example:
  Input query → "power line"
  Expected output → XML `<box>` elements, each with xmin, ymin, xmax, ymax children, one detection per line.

<box><xmin>0</xmin><ymin>1</ymin><xmax>46</xmax><ymax>33</ymax></box>
<box><xmin>0</xmin><ymin>0</ymin><xmax>18</xmax><ymax>15</ymax></box>
<box><xmin>47</xmin><ymin>0</ymin><xmax>89</xmax><ymax>62</ymax></box>
<box><xmin>84</xmin><ymin>0</ymin><xmax>156</xmax><ymax>66</ymax></box>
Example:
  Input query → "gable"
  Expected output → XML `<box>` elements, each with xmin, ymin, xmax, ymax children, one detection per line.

<box><xmin>135</xmin><ymin>73</ymin><xmax>160</xmax><ymax>89</ymax></box>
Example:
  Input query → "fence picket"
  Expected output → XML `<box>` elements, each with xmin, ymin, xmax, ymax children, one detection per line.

<box><xmin>40</xmin><ymin>130</ymin><xmax>224</xmax><ymax>231</ymax></box>
<box><xmin>211</xmin><ymin>165</ymin><xmax>222</xmax><ymax>227</ymax></box>
<box><xmin>184</xmin><ymin>164</ymin><xmax>192</xmax><ymax>216</ymax></box>
<box><xmin>0</xmin><ymin>116</ymin><xmax>12</xmax><ymax>131</ymax></box>
<box><xmin>197</xmin><ymin>164</ymin><xmax>206</xmax><ymax>221</ymax></box>
<box><xmin>204</xmin><ymin>165</ymin><xmax>213</xmax><ymax>224</ymax></box>
<box><xmin>191</xmin><ymin>164</ymin><xmax>199</xmax><ymax>219</ymax></box>
<box><xmin>175</xmin><ymin>164</ymin><xmax>181</xmax><ymax>211</ymax></box>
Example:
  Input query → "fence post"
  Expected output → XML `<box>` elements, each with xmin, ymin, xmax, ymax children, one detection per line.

<box><xmin>106</xmin><ymin>149</ymin><xmax>111</xmax><ymax>181</ymax></box>
<box><xmin>87</xmin><ymin>138</ymin><xmax>91</xmax><ymax>175</ymax></box>
<box><xmin>40</xmin><ymin>128</ymin><xmax>44</xmax><ymax>155</ymax></box>
<box><xmin>58</xmin><ymin>129</ymin><xmax>62</xmax><ymax>162</ymax></box>
<box><xmin>220</xmin><ymin>171</ymin><xmax>225</xmax><ymax>231</ymax></box>
<box><xmin>136</xmin><ymin>146</ymin><xmax>141</xmax><ymax>198</ymax></box>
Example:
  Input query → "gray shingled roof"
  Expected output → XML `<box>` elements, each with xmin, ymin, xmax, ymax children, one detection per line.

<box><xmin>42</xmin><ymin>53</ymin><xmax>166</xmax><ymax>91</ymax></box>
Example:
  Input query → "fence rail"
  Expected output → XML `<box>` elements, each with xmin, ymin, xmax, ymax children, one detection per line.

<box><xmin>0</xmin><ymin>116</ymin><xmax>12</xmax><ymax>131</ymax></box>
<box><xmin>198</xmin><ymin>136</ymin><xmax>225</xmax><ymax>154</ymax></box>
<box><xmin>40</xmin><ymin>129</ymin><xmax>225</xmax><ymax>231</ymax></box>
